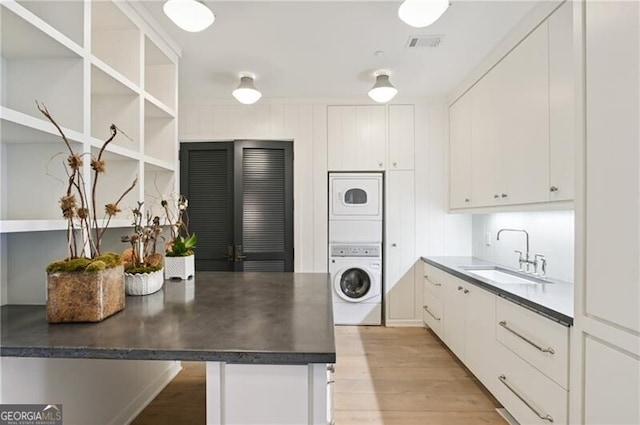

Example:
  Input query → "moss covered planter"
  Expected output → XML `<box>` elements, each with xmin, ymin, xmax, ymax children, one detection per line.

<box><xmin>46</xmin><ymin>265</ymin><xmax>125</xmax><ymax>323</ymax></box>
<box><xmin>125</xmin><ymin>268</ymin><xmax>164</xmax><ymax>296</ymax></box>
<box><xmin>164</xmin><ymin>254</ymin><xmax>195</xmax><ymax>280</ymax></box>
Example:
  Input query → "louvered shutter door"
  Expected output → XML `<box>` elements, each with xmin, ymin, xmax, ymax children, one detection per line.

<box><xmin>182</xmin><ymin>143</ymin><xmax>234</xmax><ymax>271</ymax></box>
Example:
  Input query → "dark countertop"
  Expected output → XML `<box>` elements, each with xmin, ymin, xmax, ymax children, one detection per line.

<box><xmin>0</xmin><ymin>272</ymin><xmax>336</xmax><ymax>364</ymax></box>
<box><xmin>422</xmin><ymin>257</ymin><xmax>573</xmax><ymax>326</ymax></box>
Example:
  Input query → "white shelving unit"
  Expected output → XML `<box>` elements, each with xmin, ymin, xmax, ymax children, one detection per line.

<box><xmin>0</xmin><ymin>0</ymin><xmax>180</xmax><ymax>305</ymax></box>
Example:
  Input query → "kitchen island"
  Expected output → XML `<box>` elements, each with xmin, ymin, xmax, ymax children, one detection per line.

<box><xmin>1</xmin><ymin>272</ymin><xmax>336</xmax><ymax>425</ymax></box>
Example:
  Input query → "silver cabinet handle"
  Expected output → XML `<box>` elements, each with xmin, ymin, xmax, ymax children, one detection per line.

<box><xmin>550</xmin><ymin>186</ymin><xmax>558</xmax><ymax>192</ymax></box>
<box><xmin>499</xmin><ymin>375</ymin><xmax>554</xmax><ymax>423</ymax></box>
<box><xmin>457</xmin><ymin>286</ymin><xmax>463</xmax><ymax>291</ymax></box>
<box><xmin>501</xmin><ymin>193</ymin><xmax>508</xmax><ymax>198</ymax></box>
<box><xmin>392</xmin><ymin>161</ymin><xmax>397</xmax><ymax>166</ymax></box>
<box><xmin>463</xmin><ymin>289</ymin><xmax>469</xmax><ymax>294</ymax></box>
<box><xmin>423</xmin><ymin>306</ymin><xmax>441</xmax><ymax>321</ymax></box>
<box><xmin>378</xmin><ymin>162</ymin><xmax>383</xmax><ymax>167</ymax></box>
<box><xmin>423</xmin><ymin>276</ymin><xmax>442</xmax><ymax>286</ymax></box>
<box><xmin>391</xmin><ymin>243</ymin><xmax>397</xmax><ymax>247</ymax></box>
<box><xmin>499</xmin><ymin>321</ymin><xmax>555</xmax><ymax>354</ymax></box>
<box><xmin>464</xmin><ymin>198</ymin><xmax>470</xmax><ymax>203</ymax></box>
<box><xmin>494</xmin><ymin>194</ymin><xmax>500</xmax><ymax>199</ymax></box>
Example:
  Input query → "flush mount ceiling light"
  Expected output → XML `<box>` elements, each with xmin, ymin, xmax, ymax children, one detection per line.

<box><xmin>398</xmin><ymin>0</ymin><xmax>450</xmax><ymax>28</ymax></box>
<box><xmin>368</xmin><ymin>70</ymin><xmax>398</xmax><ymax>103</ymax></box>
<box><xmin>163</xmin><ymin>0</ymin><xmax>215</xmax><ymax>32</ymax></box>
<box><xmin>232</xmin><ymin>73</ymin><xmax>262</xmax><ymax>105</ymax></box>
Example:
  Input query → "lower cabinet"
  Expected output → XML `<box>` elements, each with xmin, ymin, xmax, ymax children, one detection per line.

<box><xmin>423</xmin><ymin>263</ymin><xmax>570</xmax><ymax>425</ymax></box>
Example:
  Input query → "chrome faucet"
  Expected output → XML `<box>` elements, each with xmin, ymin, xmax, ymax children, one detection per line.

<box><xmin>497</xmin><ymin>228</ymin><xmax>536</xmax><ymax>273</ymax></box>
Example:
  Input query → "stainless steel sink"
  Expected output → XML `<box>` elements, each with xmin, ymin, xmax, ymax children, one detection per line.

<box><xmin>459</xmin><ymin>265</ymin><xmax>549</xmax><ymax>285</ymax></box>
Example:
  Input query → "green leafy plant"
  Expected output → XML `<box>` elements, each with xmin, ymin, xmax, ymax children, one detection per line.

<box><xmin>161</xmin><ymin>194</ymin><xmax>197</xmax><ymax>257</ymax></box>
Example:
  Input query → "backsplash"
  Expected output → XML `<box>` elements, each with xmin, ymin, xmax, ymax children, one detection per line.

<box><xmin>472</xmin><ymin>210</ymin><xmax>574</xmax><ymax>282</ymax></box>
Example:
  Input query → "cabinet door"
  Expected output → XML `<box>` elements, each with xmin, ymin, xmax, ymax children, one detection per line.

<box><xmin>388</xmin><ymin>105</ymin><xmax>414</xmax><ymax>170</ymax></box>
<box><xmin>442</xmin><ymin>280</ymin><xmax>465</xmax><ymax>360</ymax></box>
<box><xmin>549</xmin><ymin>1</ymin><xmax>575</xmax><ymax>201</ymax></box>
<box><xmin>499</xmin><ymin>21</ymin><xmax>550</xmax><ymax>205</ymax></box>
<box><xmin>471</xmin><ymin>70</ymin><xmax>502</xmax><ymax>207</ymax></box>
<box><xmin>385</xmin><ymin>170</ymin><xmax>415</xmax><ymax>321</ymax></box>
<box><xmin>449</xmin><ymin>94</ymin><xmax>473</xmax><ymax>209</ymax></box>
<box><xmin>328</xmin><ymin>106</ymin><xmax>386</xmax><ymax>171</ymax></box>
<box><xmin>464</xmin><ymin>285</ymin><xmax>497</xmax><ymax>391</ymax></box>
<box><xmin>356</xmin><ymin>106</ymin><xmax>386</xmax><ymax>171</ymax></box>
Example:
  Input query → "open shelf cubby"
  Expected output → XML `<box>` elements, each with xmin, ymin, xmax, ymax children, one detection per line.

<box><xmin>144</xmin><ymin>163</ymin><xmax>176</xmax><ymax>215</ymax></box>
<box><xmin>91</xmin><ymin>0</ymin><xmax>140</xmax><ymax>85</ymax></box>
<box><xmin>1</xmin><ymin>118</ymin><xmax>84</xmax><ymax>221</ymax></box>
<box><xmin>1</xmin><ymin>4</ymin><xmax>83</xmax><ymax>133</ymax></box>
<box><xmin>90</xmin><ymin>147</ymin><xmax>140</xmax><ymax>223</ymax></box>
<box><xmin>15</xmin><ymin>0</ymin><xmax>84</xmax><ymax>48</ymax></box>
<box><xmin>144</xmin><ymin>37</ymin><xmax>176</xmax><ymax>110</ymax></box>
<box><xmin>91</xmin><ymin>65</ymin><xmax>140</xmax><ymax>153</ymax></box>
<box><xmin>144</xmin><ymin>99</ymin><xmax>176</xmax><ymax>165</ymax></box>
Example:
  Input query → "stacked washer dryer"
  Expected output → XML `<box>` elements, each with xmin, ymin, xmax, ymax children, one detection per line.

<box><xmin>328</xmin><ymin>172</ymin><xmax>383</xmax><ymax>325</ymax></box>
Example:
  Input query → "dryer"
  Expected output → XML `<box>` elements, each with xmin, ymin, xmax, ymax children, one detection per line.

<box><xmin>329</xmin><ymin>173</ymin><xmax>383</xmax><ymax>222</ymax></box>
<box><xmin>329</xmin><ymin>243</ymin><xmax>382</xmax><ymax>325</ymax></box>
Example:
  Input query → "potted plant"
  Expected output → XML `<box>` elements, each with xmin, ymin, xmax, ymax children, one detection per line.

<box><xmin>162</xmin><ymin>194</ymin><xmax>196</xmax><ymax>280</ymax></box>
<box><xmin>39</xmin><ymin>103</ymin><xmax>137</xmax><ymax>323</ymax></box>
<box><xmin>121</xmin><ymin>202</ymin><xmax>164</xmax><ymax>295</ymax></box>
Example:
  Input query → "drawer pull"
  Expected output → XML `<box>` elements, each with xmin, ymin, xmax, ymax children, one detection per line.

<box><xmin>423</xmin><ymin>276</ymin><xmax>442</xmax><ymax>287</ymax></box>
<box><xmin>499</xmin><ymin>321</ymin><xmax>555</xmax><ymax>355</ymax></box>
<box><xmin>499</xmin><ymin>375</ymin><xmax>554</xmax><ymax>423</ymax></box>
<box><xmin>423</xmin><ymin>306</ymin><xmax>441</xmax><ymax>321</ymax></box>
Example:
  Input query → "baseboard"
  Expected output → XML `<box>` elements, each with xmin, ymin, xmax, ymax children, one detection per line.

<box><xmin>111</xmin><ymin>361</ymin><xmax>183</xmax><ymax>425</ymax></box>
<box><xmin>385</xmin><ymin>319</ymin><xmax>424</xmax><ymax>327</ymax></box>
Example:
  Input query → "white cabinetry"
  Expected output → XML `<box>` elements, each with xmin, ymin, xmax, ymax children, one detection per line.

<box><xmin>572</xmin><ymin>2</ymin><xmax>640</xmax><ymax>424</ymax></box>
<box><xmin>385</xmin><ymin>171</ymin><xmax>415</xmax><ymax>323</ymax></box>
<box><xmin>0</xmin><ymin>0</ymin><xmax>178</xmax><ymax>304</ymax></box>
<box><xmin>327</xmin><ymin>105</ymin><xmax>386</xmax><ymax>171</ymax></box>
<box><xmin>449</xmin><ymin>94</ymin><xmax>472</xmax><ymax>208</ymax></box>
<box><xmin>471</xmin><ymin>21</ymin><xmax>549</xmax><ymax>207</ymax></box>
<box><xmin>548</xmin><ymin>1</ymin><xmax>574</xmax><ymax>201</ymax></box>
<box><xmin>425</xmin><ymin>264</ymin><xmax>496</xmax><ymax>390</ymax></box>
<box><xmin>388</xmin><ymin>105</ymin><xmax>414</xmax><ymax>170</ymax></box>
<box><xmin>450</xmin><ymin>2</ymin><xmax>574</xmax><ymax>210</ymax></box>
<box><xmin>441</xmin><ymin>273</ymin><xmax>496</xmax><ymax>388</ymax></box>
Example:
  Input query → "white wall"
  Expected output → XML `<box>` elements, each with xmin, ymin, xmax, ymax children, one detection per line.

<box><xmin>471</xmin><ymin>210</ymin><xmax>574</xmax><ymax>282</ymax></box>
<box><xmin>1</xmin><ymin>357</ymin><xmax>180</xmax><ymax>425</ymax></box>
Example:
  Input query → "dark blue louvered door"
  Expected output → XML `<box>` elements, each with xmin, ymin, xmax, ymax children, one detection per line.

<box><xmin>180</xmin><ymin>141</ymin><xmax>294</xmax><ymax>272</ymax></box>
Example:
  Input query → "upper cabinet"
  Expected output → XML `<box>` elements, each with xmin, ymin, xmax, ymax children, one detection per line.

<box><xmin>450</xmin><ymin>2</ymin><xmax>574</xmax><ymax>210</ymax></box>
<box><xmin>548</xmin><ymin>2</ymin><xmax>575</xmax><ymax>201</ymax></box>
<box><xmin>388</xmin><ymin>105</ymin><xmax>415</xmax><ymax>170</ymax></box>
<box><xmin>328</xmin><ymin>105</ymin><xmax>386</xmax><ymax>171</ymax></box>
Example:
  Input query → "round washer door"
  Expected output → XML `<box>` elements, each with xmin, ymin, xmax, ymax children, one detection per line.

<box><xmin>337</xmin><ymin>268</ymin><xmax>371</xmax><ymax>302</ymax></box>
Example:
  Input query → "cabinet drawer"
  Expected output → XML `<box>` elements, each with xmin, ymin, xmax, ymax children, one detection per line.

<box><xmin>423</xmin><ymin>263</ymin><xmax>448</xmax><ymax>297</ymax></box>
<box><xmin>493</xmin><ymin>344</ymin><xmax>568</xmax><ymax>425</ymax></box>
<box><xmin>422</xmin><ymin>286</ymin><xmax>443</xmax><ymax>339</ymax></box>
<box><xmin>496</xmin><ymin>297</ymin><xmax>569</xmax><ymax>389</ymax></box>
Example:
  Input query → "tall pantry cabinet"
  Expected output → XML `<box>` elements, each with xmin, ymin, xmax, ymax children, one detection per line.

<box><xmin>0</xmin><ymin>0</ymin><xmax>179</xmax><ymax>304</ymax></box>
<box><xmin>328</xmin><ymin>104</ymin><xmax>421</xmax><ymax>325</ymax></box>
<box><xmin>572</xmin><ymin>1</ymin><xmax>640</xmax><ymax>423</ymax></box>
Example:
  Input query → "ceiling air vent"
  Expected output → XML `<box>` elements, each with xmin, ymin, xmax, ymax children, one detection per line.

<box><xmin>406</xmin><ymin>35</ymin><xmax>444</xmax><ymax>49</ymax></box>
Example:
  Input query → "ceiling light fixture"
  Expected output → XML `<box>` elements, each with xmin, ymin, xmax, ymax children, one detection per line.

<box><xmin>368</xmin><ymin>70</ymin><xmax>398</xmax><ymax>103</ymax></box>
<box><xmin>398</xmin><ymin>0</ymin><xmax>450</xmax><ymax>28</ymax></box>
<box><xmin>163</xmin><ymin>0</ymin><xmax>215</xmax><ymax>32</ymax></box>
<box><xmin>232</xmin><ymin>73</ymin><xmax>262</xmax><ymax>105</ymax></box>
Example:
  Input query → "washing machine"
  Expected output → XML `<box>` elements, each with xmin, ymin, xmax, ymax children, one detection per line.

<box><xmin>329</xmin><ymin>243</ymin><xmax>382</xmax><ymax>325</ymax></box>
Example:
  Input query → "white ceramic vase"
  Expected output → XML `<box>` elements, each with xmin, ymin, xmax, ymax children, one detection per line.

<box><xmin>124</xmin><ymin>268</ymin><xmax>164</xmax><ymax>296</ymax></box>
<box><xmin>164</xmin><ymin>254</ymin><xmax>195</xmax><ymax>280</ymax></box>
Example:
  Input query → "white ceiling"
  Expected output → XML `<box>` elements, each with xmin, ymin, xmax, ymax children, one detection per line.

<box><xmin>140</xmin><ymin>1</ymin><xmax>538</xmax><ymax>104</ymax></box>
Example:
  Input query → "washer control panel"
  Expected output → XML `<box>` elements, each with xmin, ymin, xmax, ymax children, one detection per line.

<box><xmin>330</xmin><ymin>244</ymin><xmax>381</xmax><ymax>257</ymax></box>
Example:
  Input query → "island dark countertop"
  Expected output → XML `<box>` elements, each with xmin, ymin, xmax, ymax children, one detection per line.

<box><xmin>0</xmin><ymin>272</ymin><xmax>336</xmax><ymax>364</ymax></box>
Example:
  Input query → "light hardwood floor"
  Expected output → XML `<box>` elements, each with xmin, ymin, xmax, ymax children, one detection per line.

<box><xmin>132</xmin><ymin>326</ymin><xmax>505</xmax><ymax>425</ymax></box>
